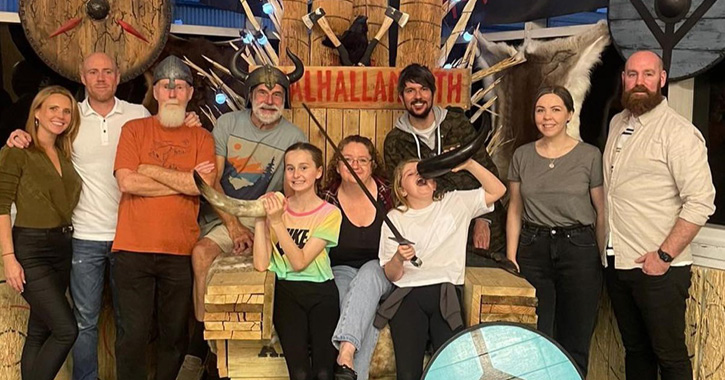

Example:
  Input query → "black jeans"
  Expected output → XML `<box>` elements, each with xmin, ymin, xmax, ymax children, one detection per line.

<box><xmin>13</xmin><ymin>226</ymin><xmax>78</xmax><ymax>380</ymax></box>
<box><xmin>388</xmin><ymin>284</ymin><xmax>464</xmax><ymax>380</ymax></box>
<box><xmin>273</xmin><ymin>279</ymin><xmax>339</xmax><ymax>380</ymax></box>
<box><xmin>517</xmin><ymin>224</ymin><xmax>602</xmax><ymax>375</ymax></box>
<box><xmin>605</xmin><ymin>256</ymin><xmax>692</xmax><ymax>380</ymax></box>
<box><xmin>112</xmin><ymin>251</ymin><xmax>193</xmax><ymax>380</ymax></box>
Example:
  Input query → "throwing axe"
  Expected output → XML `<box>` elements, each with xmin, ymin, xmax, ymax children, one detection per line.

<box><xmin>358</xmin><ymin>6</ymin><xmax>409</xmax><ymax>66</ymax></box>
<box><xmin>302</xmin><ymin>7</ymin><xmax>354</xmax><ymax>66</ymax></box>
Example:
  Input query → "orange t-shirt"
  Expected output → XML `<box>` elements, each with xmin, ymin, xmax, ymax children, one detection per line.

<box><xmin>112</xmin><ymin>117</ymin><xmax>215</xmax><ymax>255</ymax></box>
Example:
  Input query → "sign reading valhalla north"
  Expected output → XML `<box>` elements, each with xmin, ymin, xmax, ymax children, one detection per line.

<box><xmin>282</xmin><ymin>67</ymin><xmax>471</xmax><ymax>109</ymax></box>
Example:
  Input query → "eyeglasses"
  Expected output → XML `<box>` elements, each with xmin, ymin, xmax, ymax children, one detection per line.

<box><xmin>342</xmin><ymin>156</ymin><xmax>372</xmax><ymax>166</ymax></box>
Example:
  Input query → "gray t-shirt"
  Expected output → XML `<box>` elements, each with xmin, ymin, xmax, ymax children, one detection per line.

<box><xmin>508</xmin><ymin>141</ymin><xmax>603</xmax><ymax>227</ymax></box>
<box><xmin>200</xmin><ymin>110</ymin><xmax>306</xmax><ymax>231</ymax></box>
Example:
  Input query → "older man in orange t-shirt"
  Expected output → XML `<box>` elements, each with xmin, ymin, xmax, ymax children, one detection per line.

<box><xmin>112</xmin><ymin>55</ymin><xmax>216</xmax><ymax>380</ymax></box>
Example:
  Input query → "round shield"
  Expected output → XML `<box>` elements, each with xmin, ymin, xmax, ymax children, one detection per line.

<box><xmin>608</xmin><ymin>0</ymin><xmax>725</xmax><ymax>80</ymax></box>
<box><xmin>19</xmin><ymin>0</ymin><xmax>172</xmax><ymax>83</ymax></box>
<box><xmin>422</xmin><ymin>322</ymin><xmax>583</xmax><ymax>380</ymax></box>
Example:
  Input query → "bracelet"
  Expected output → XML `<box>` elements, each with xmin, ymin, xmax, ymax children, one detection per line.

<box><xmin>2</xmin><ymin>252</ymin><xmax>14</xmax><ymax>257</ymax></box>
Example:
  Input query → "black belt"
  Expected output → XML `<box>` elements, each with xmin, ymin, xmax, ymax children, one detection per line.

<box><xmin>14</xmin><ymin>225</ymin><xmax>74</xmax><ymax>234</ymax></box>
<box><xmin>522</xmin><ymin>221</ymin><xmax>591</xmax><ymax>236</ymax></box>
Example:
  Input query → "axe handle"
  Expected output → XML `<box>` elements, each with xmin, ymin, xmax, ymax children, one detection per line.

<box><xmin>316</xmin><ymin>16</ymin><xmax>343</xmax><ymax>47</ymax></box>
<box><xmin>239</xmin><ymin>0</ymin><xmax>261</xmax><ymax>30</ymax></box>
<box><xmin>373</xmin><ymin>16</ymin><xmax>394</xmax><ymax>41</ymax></box>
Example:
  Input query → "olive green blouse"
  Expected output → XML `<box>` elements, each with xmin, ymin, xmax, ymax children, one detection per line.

<box><xmin>0</xmin><ymin>146</ymin><xmax>81</xmax><ymax>228</ymax></box>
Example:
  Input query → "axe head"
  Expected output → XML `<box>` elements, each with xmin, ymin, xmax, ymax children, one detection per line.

<box><xmin>385</xmin><ymin>6</ymin><xmax>409</xmax><ymax>28</ymax></box>
<box><xmin>302</xmin><ymin>7</ymin><xmax>326</xmax><ymax>30</ymax></box>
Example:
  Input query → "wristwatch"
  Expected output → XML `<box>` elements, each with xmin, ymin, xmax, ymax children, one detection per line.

<box><xmin>657</xmin><ymin>248</ymin><xmax>674</xmax><ymax>263</ymax></box>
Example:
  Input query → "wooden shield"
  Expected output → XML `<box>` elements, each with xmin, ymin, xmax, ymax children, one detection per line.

<box><xmin>608</xmin><ymin>0</ymin><xmax>725</xmax><ymax>80</ymax></box>
<box><xmin>19</xmin><ymin>0</ymin><xmax>171</xmax><ymax>83</ymax></box>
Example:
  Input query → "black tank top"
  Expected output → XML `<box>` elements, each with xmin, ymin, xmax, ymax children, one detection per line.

<box><xmin>329</xmin><ymin>197</ymin><xmax>386</xmax><ymax>269</ymax></box>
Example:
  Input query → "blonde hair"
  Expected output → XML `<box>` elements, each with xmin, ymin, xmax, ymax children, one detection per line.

<box><xmin>26</xmin><ymin>86</ymin><xmax>80</xmax><ymax>160</ymax></box>
<box><xmin>392</xmin><ymin>158</ymin><xmax>419</xmax><ymax>211</ymax></box>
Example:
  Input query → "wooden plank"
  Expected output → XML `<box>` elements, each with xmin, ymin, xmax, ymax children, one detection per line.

<box><xmin>206</xmin><ymin>271</ymin><xmax>267</xmax><ymax>295</ymax></box>
<box><xmin>463</xmin><ymin>267</ymin><xmax>483</xmax><ymax>326</ymax></box>
<box><xmin>262</xmin><ymin>272</ymin><xmax>275</xmax><ymax>340</ymax></box>
<box><xmin>204</xmin><ymin>330</ymin><xmax>233</xmax><ymax>340</ymax></box>
<box><xmin>204</xmin><ymin>321</ymin><xmax>225</xmax><ymax>331</ymax></box>
<box><xmin>217</xmin><ymin>340</ymin><xmax>228</xmax><ymax>377</ymax></box>
<box><xmin>245</xmin><ymin>312</ymin><xmax>262</xmax><ymax>322</ymax></box>
<box><xmin>224</xmin><ymin>321</ymin><xmax>262</xmax><ymax>331</ymax></box>
<box><xmin>204</xmin><ymin>312</ymin><xmax>232</xmax><ymax>321</ymax></box>
<box><xmin>231</xmin><ymin>330</ymin><xmax>263</xmax><ymax>340</ymax></box>
<box><xmin>293</xmin><ymin>107</ymin><xmax>310</xmax><ymax>140</ymax></box>
<box><xmin>227</xmin><ymin>341</ymin><xmax>287</xmax><ymax>378</ymax></box>
<box><xmin>375</xmin><ymin>110</ymin><xmax>393</xmax><ymax>156</ymax></box>
<box><xmin>326</xmin><ymin>109</ymin><xmax>344</xmax><ymax>167</ymax></box>
<box><xmin>480</xmin><ymin>295</ymin><xmax>538</xmax><ymax>307</ymax></box>
<box><xmin>205</xmin><ymin>293</ymin><xmax>264</xmax><ymax>305</ymax></box>
<box><xmin>233</xmin><ymin>303</ymin><xmax>264</xmax><ymax>313</ymax></box>
<box><xmin>480</xmin><ymin>304</ymin><xmax>537</xmax><ymax>315</ymax></box>
<box><xmin>466</xmin><ymin>267</ymin><xmax>537</xmax><ymax>298</ymax></box>
<box><xmin>343</xmin><ymin>109</ymin><xmax>360</xmax><ymax>138</ymax></box>
<box><xmin>309</xmin><ymin>108</ymin><xmax>327</xmax><ymax>164</ymax></box>
<box><xmin>205</xmin><ymin>303</ymin><xmax>264</xmax><ymax>313</ymax></box>
<box><xmin>479</xmin><ymin>312</ymin><xmax>537</xmax><ymax>325</ymax></box>
<box><xmin>359</xmin><ymin>110</ymin><xmax>377</xmax><ymax>143</ymax></box>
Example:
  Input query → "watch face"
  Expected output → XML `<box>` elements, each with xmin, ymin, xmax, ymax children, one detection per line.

<box><xmin>658</xmin><ymin>249</ymin><xmax>673</xmax><ymax>262</ymax></box>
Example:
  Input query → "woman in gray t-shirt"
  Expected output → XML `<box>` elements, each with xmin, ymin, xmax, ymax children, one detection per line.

<box><xmin>506</xmin><ymin>86</ymin><xmax>604</xmax><ymax>376</ymax></box>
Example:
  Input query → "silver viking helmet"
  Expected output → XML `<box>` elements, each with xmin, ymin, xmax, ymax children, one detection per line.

<box><xmin>229</xmin><ymin>48</ymin><xmax>304</xmax><ymax>107</ymax></box>
<box><xmin>153</xmin><ymin>55</ymin><xmax>193</xmax><ymax>89</ymax></box>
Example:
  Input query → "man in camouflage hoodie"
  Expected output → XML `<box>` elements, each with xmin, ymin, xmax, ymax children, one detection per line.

<box><xmin>383</xmin><ymin>63</ymin><xmax>507</xmax><ymax>265</ymax></box>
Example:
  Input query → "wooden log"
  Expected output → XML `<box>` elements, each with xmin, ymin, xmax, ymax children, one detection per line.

<box><xmin>396</xmin><ymin>0</ymin><xmax>443</xmax><ymax>68</ymax></box>
<box><xmin>227</xmin><ymin>341</ymin><xmax>288</xmax><ymax>378</ymax></box>
<box><xmin>280</xmin><ymin>0</ymin><xmax>310</xmax><ymax>65</ymax></box>
<box><xmin>206</xmin><ymin>271</ymin><xmax>266</xmax><ymax>295</ymax></box>
<box><xmin>310</xmin><ymin>0</ymin><xmax>354</xmax><ymax>66</ymax></box>
<box><xmin>352</xmin><ymin>0</ymin><xmax>390</xmax><ymax>67</ymax></box>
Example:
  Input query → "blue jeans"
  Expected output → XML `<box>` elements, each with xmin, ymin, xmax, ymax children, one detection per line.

<box><xmin>332</xmin><ymin>261</ymin><xmax>393</xmax><ymax>380</ymax></box>
<box><xmin>70</xmin><ymin>239</ymin><xmax>119</xmax><ymax>380</ymax></box>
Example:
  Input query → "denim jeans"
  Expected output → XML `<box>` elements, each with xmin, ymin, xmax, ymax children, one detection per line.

<box><xmin>70</xmin><ymin>238</ymin><xmax>118</xmax><ymax>380</ymax></box>
<box><xmin>516</xmin><ymin>224</ymin><xmax>603</xmax><ymax>376</ymax></box>
<box><xmin>332</xmin><ymin>261</ymin><xmax>393</xmax><ymax>380</ymax></box>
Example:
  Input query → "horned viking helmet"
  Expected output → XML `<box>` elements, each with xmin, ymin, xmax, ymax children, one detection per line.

<box><xmin>153</xmin><ymin>55</ymin><xmax>193</xmax><ymax>89</ymax></box>
<box><xmin>229</xmin><ymin>48</ymin><xmax>304</xmax><ymax>107</ymax></box>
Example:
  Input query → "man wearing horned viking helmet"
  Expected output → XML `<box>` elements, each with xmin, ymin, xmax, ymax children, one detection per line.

<box><xmin>190</xmin><ymin>49</ymin><xmax>307</xmax><ymax>332</ymax></box>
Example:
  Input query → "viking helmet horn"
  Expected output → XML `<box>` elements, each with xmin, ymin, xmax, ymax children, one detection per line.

<box><xmin>286</xmin><ymin>48</ymin><xmax>304</xmax><ymax>84</ymax></box>
<box><xmin>229</xmin><ymin>47</ymin><xmax>249</xmax><ymax>82</ymax></box>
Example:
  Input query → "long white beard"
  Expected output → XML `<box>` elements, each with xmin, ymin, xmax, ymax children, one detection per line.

<box><xmin>252</xmin><ymin>102</ymin><xmax>283</xmax><ymax>125</ymax></box>
<box><xmin>158</xmin><ymin>104</ymin><xmax>186</xmax><ymax>127</ymax></box>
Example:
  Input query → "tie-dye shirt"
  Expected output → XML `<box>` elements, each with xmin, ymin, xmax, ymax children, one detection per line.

<box><xmin>268</xmin><ymin>201</ymin><xmax>342</xmax><ymax>282</ymax></box>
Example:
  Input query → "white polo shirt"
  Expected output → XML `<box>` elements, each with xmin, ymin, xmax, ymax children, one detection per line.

<box><xmin>71</xmin><ymin>97</ymin><xmax>150</xmax><ymax>241</ymax></box>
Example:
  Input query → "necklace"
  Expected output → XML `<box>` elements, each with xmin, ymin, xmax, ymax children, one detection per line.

<box><xmin>548</xmin><ymin>159</ymin><xmax>556</xmax><ymax>169</ymax></box>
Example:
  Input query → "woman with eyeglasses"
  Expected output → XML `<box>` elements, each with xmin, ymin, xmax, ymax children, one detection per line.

<box><xmin>321</xmin><ymin>135</ymin><xmax>394</xmax><ymax>380</ymax></box>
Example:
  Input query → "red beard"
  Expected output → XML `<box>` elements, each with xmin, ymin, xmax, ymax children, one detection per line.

<box><xmin>621</xmin><ymin>85</ymin><xmax>664</xmax><ymax>116</ymax></box>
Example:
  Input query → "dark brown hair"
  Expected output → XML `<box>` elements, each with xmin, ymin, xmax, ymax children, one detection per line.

<box><xmin>531</xmin><ymin>85</ymin><xmax>575</xmax><ymax>124</ymax></box>
<box><xmin>284</xmin><ymin>142</ymin><xmax>324</xmax><ymax>192</ymax></box>
<box><xmin>397</xmin><ymin>64</ymin><xmax>436</xmax><ymax>97</ymax></box>
<box><xmin>325</xmin><ymin>135</ymin><xmax>385</xmax><ymax>187</ymax></box>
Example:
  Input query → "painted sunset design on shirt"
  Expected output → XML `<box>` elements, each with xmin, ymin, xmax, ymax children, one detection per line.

<box><xmin>222</xmin><ymin>135</ymin><xmax>285</xmax><ymax>199</ymax></box>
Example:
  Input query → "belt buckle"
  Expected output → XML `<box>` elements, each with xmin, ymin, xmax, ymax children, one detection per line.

<box><xmin>62</xmin><ymin>226</ymin><xmax>74</xmax><ymax>234</ymax></box>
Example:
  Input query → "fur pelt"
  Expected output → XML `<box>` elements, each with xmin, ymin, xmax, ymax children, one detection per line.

<box><xmin>475</xmin><ymin>21</ymin><xmax>610</xmax><ymax>179</ymax></box>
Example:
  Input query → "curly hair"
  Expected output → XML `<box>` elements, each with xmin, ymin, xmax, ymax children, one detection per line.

<box><xmin>324</xmin><ymin>135</ymin><xmax>386</xmax><ymax>188</ymax></box>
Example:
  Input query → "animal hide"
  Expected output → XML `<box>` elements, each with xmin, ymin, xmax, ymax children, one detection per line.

<box><xmin>475</xmin><ymin>21</ymin><xmax>610</xmax><ymax>180</ymax></box>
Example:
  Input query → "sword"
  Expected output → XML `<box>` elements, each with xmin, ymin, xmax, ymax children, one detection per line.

<box><xmin>302</xmin><ymin>103</ymin><xmax>422</xmax><ymax>267</ymax></box>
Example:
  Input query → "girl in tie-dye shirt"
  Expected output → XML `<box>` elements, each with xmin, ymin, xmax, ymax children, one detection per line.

<box><xmin>253</xmin><ymin>142</ymin><xmax>342</xmax><ymax>380</ymax></box>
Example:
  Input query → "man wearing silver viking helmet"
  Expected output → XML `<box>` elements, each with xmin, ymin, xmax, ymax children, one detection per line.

<box><xmin>5</xmin><ymin>52</ymin><xmax>202</xmax><ymax>380</ymax></box>
<box><xmin>188</xmin><ymin>47</ymin><xmax>307</xmax><ymax>347</ymax></box>
<box><xmin>383</xmin><ymin>63</ymin><xmax>508</xmax><ymax>267</ymax></box>
<box><xmin>111</xmin><ymin>55</ymin><xmax>216</xmax><ymax>380</ymax></box>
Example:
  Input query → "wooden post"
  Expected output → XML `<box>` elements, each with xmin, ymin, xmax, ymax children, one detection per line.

<box><xmin>352</xmin><ymin>0</ymin><xmax>390</xmax><ymax>67</ymax></box>
<box><xmin>279</xmin><ymin>0</ymin><xmax>310</xmax><ymax>65</ymax></box>
<box><xmin>396</xmin><ymin>0</ymin><xmax>443</xmax><ymax>68</ymax></box>
<box><xmin>310</xmin><ymin>0</ymin><xmax>353</xmax><ymax>66</ymax></box>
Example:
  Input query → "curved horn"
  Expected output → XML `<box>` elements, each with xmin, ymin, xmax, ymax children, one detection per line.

<box><xmin>194</xmin><ymin>171</ymin><xmax>285</xmax><ymax>217</ymax></box>
<box><xmin>417</xmin><ymin>112</ymin><xmax>491</xmax><ymax>179</ymax></box>
<box><xmin>229</xmin><ymin>47</ymin><xmax>249</xmax><ymax>82</ymax></box>
<box><xmin>285</xmin><ymin>48</ymin><xmax>305</xmax><ymax>84</ymax></box>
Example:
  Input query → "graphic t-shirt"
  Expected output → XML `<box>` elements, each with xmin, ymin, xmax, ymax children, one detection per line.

<box><xmin>213</xmin><ymin>110</ymin><xmax>306</xmax><ymax>200</ymax></box>
<box><xmin>268</xmin><ymin>201</ymin><xmax>342</xmax><ymax>282</ymax></box>
<box><xmin>113</xmin><ymin>116</ymin><xmax>215</xmax><ymax>255</ymax></box>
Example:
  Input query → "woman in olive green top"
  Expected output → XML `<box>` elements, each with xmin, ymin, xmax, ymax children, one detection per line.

<box><xmin>0</xmin><ymin>85</ymin><xmax>82</xmax><ymax>380</ymax></box>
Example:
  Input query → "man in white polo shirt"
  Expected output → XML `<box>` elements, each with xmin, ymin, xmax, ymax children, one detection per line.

<box><xmin>7</xmin><ymin>52</ymin><xmax>200</xmax><ymax>380</ymax></box>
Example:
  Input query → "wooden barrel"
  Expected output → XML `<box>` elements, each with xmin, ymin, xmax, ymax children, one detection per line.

<box><xmin>310</xmin><ymin>0</ymin><xmax>353</xmax><ymax>66</ymax></box>
<box><xmin>396</xmin><ymin>0</ymin><xmax>443</xmax><ymax>68</ymax></box>
<box><xmin>0</xmin><ymin>266</ymin><xmax>29</xmax><ymax>379</ymax></box>
<box><xmin>352</xmin><ymin>0</ymin><xmax>390</xmax><ymax>67</ymax></box>
<box><xmin>279</xmin><ymin>0</ymin><xmax>310</xmax><ymax>65</ymax></box>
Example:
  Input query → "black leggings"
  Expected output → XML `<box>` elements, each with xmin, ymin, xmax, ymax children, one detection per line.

<box><xmin>389</xmin><ymin>284</ymin><xmax>463</xmax><ymax>380</ymax></box>
<box><xmin>273</xmin><ymin>279</ymin><xmax>339</xmax><ymax>380</ymax></box>
<box><xmin>13</xmin><ymin>226</ymin><xmax>78</xmax><ymax>380</ymax></box>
